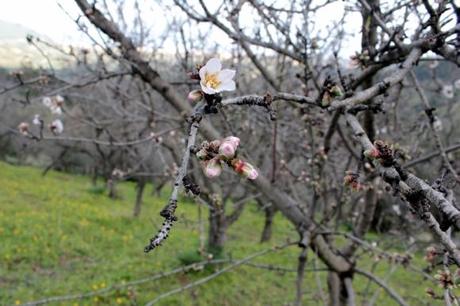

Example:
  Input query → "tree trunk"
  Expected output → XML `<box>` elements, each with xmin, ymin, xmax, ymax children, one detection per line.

<box><xmin>260</xmin><ymin>205</ymin><xmax>276</xmax><ymax>243</ymax></box>
<box><xmin>91</xmin><ymin>167</ymin><xmax>98</xmax><ymax>186</ymax></box>
<box><xmin>327</xmin><ymin>272</ymin><xmax>351</xmax><ymax>306</ymax></box>
<box><xmin>133</xmin><ymin>180</ymin><xmax>146</xmax><ymax>217</ymax></box>
<box><xmin>107</xmin><ymin>178</ymin><xmax>117</xmax><ymax>199</ymax></box>
<box><xmin>207</xmin><ymin>205</ymin><xmax>227</xmax><ymax>256</ymax></box>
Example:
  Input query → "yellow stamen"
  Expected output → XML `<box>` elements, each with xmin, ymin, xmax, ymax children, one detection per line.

<box><xmin>204</xmin><ymin>73</ymin><xmax>221</xmax><ymax>89</ymax></box>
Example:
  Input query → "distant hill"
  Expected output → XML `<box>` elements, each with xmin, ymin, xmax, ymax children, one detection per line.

<box><xmin>0</xmin><ymin>20</ymin><xmax>59</xmax><ymax>69</ymax></box>
<box><xmin>0</xmin><ymin>20</ymin><xmax>46</xmax><ymax>42</ymax></box>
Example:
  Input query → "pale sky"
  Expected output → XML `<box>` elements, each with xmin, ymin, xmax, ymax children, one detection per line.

<box><xmin>3</xmin><ymin>0</ymin><xmax>447</xmax><ymax>58</ymax></box>
<box><xmin>0</xmin><ymin>0</ymin><xmax>362</xmax><ymax>54</ymax></box>
<box><xmin>0</xmin><ymin>0</ymin><xmax>83</xmax><ymax>43</ymax></box>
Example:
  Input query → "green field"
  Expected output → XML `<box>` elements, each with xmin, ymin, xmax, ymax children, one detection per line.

<box><xmin>0</xmin><ymin>161</ymin><xmax>445</xmax><ymax>305</ymax></box>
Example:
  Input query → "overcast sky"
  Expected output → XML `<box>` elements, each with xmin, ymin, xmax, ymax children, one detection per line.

<box><xmin>0</xmin><ymin>0</ymin><xmax>83</xmax><ymax>43</ymax></box>
<box><xmin>0</xmin><ymin>0</ymin><xmax>406</xmax><ymax>57</ymax></box>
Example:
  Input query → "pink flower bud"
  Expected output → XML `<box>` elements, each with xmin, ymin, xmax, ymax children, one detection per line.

<box><xmin>203</xmin><ymin>158</ymin><xmax>222</xmax><ymax>178</ymax></box>
<box><xmin>364</xmin><ymin>147</ymin><xmax>380</xmax><ymax>159</ymax></box>
<box><xmin>223</xmin><ymin>136</ymin><xmax>240</xmax><ymax>147</ymax></box>
<box><xmin>232</xmin><ymin>159</ymin><xmax>258</xmax><ymax>180</ymax></box>
<box><xmin>219</xmin><ymin>141</ymin><xmax>238</xmax><ymax>159</ymax></box>
<box><xmin>187</xmin><ymin>90</ymin><xmax>203</xmax><ymax>103</ymax></box>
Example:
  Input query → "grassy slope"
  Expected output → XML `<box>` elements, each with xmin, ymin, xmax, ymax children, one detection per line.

<box><xmin>0</xmin><ymin>162</ymin><xmax>442</xmax><ymax>305</ymax></box>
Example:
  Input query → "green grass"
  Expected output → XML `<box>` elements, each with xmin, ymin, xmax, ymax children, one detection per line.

<box><xmin>0</xmin><ymin>161</ymin><xmax>446</xmax><ymax>305</ymax></box>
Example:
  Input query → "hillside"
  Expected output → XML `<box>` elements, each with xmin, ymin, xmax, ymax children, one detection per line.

<box><xmin>0</xmin><ymin>20</ymin><xmax>62</xmax><ymax>69</ymax></box>
<box><xmin>0</xmin><ymin>162</ymin><xmax>441</xmax><ymax>305</ymax></box>
<box><xmin>0</xmin><ymin>20</ymin><xmax>44</xmax><ymax>41</ymax></box>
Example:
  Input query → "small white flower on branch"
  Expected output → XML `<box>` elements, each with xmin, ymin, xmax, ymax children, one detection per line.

<box><xmin>42</xmin><ymin>97</ymin><xmax>52</xmax><ymax>108</ymax></box>
<box><xmin>433</xmin><ymin>116</ymin><xmax>443</xmax><ymax>131</ymax></box>
<box><xmin>112</xmin><ymin>168</ymin><xmax>125</xmax><ymax>179</ymax></box>
<box><xmin>199</xmin><ymin>58</ymin><xmax>236</xmax><ymax>94</ymax></box>
<box><xmin>442</xmin><ymin>85</ymin><xmax>454</xmax><ymax>99</ymax></box>
<box><xmin>32</xmin><ymin>114</ymin><xmax>41</xmax><ymax>125</ymax></box>
<box><xmin>18</xmin><ymin>122</ymin><xmax>29</xmax><ymax>135</ymax></box>
<box><xmin>42</xmin><ymin>95</ymin><xmax>64</xmax><ymax>115</ymax></box>
<box><xmin>49</xmin><ymin>119</ymin><xmax>64</xmax><ymax>134</ymax></box>
<box><xmin>455</xmin><ymin>79</ymin><xmax>460</xmax><ymax>90</ymax></box>
<box><xmin>150</xmin><ymin>132</ymin><xmax>163</xmax><ymax>144</ymax></box>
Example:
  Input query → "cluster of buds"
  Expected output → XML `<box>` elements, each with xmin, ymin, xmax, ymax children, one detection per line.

<box><xmin>363</xmin><ymin>140</ymin><xmax>394</xmax><ymax>166</ymax></box>
<box><xmin>434</xmin><ymin>270</ymin><xmax>455</xmax><ymax>289</ymax></box>
<box><xmin>149</xmin><ymin>132</ymin><xmax>163</xmax><ymax>144</ymax></box>
<box><xmin>425</xmin><ymin>287</ymin><xmax>437</xmax><ymax>299</ymax></box>
<box><xmin>111</xmin><ymin>168</ymin><xmax>125</xmax><ymax>179</ymax></box>
<box><xmin>372</xmin><ymin>251</ymin><xmax>412</xmax><ymax>268</ymax></box>
<box><xmin>343</xmin><ymin>171</ymin><xmax>365</xmax><ymax>191</ymax></box>
<box><xmin>18</xmin><ymin>115</ymin><xmax>64</xmax><ymax>137</ymax></box>
<box><xmin>424</xmin><ymin>246</ymin><xmax>439</xmax><ymax>265</ymax></box>
<box><xmin>296</xmin><ymin>170</ymin><xmax>310</xmax><ymax>183</ymax></box>
<box><xmin>195</xmin><ymin>136</ymin><xmax>258</xmax><ymax>180</ymax></box>
<box><xmin>42</xmin><ymin>95</ymin><xmax>64</xmax><ymax>115</ymax></box>
<box><xmin>388</xmin><ymin>252</ymin><xmax>412</xmax><ymax>267</ymax></box>
<box><xmin>349</xmin><ymin>50</ymin><xmax>370</xmax><ymax>68</ymax></box>
<box><xmin>321</xmin><ymin>82</ymin><xmax>344</xmax><ymax>107</ymax></box>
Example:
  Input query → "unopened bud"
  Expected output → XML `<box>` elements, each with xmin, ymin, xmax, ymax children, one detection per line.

<box><xmin>321</xmin><ymin>91</ymin><xmax>332</xmax><ymax>106</ymax></box>
<box><xmin>364</xmin><ymin>147</ymin><xmax>380</xmax><ymax>159</ymax></box>
<box><xmin>232</xmin><ymin>159</ymin><xmax>258</xmax><ymax>180</ymax></box>
<box><xmin>219</xmin><ymin>136</ymin><xmax>240</xmax><ymax>159</ymax></box>
<box><xmin>203</xmin><ymin>158</ymin><xmax>222</xmax><ymax>178</ymax></box>
<box><xmin>223</xmin><ymin>136</ymin><xmax>240</xmax><ymax>147</ymax></box>
<box><xmin>330</xmin><ymin>84</ymin><xmax>344</xmax><ymax>98</ymax></box>
<box><xmin>196</xmin><ymin>148</ymin><xmax>208</xmax><ymax>160</ymax></box>
<box><xmin>187</xmin><ymin>90</ymin><xmax>203</xmax><ymax>103</ymax></box>
<box><xmin>425</xmin><ymin>287</ymin><xmax>435</xmax><ymax>298</ymax></box>
<box><xmin>209</xmin><ymin>140</ymin><xmax>221</xmax><ymax>150</ymax></box>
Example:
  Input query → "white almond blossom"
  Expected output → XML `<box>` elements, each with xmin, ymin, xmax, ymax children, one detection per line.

<box><xmin>199</xmin><ymin>58</ymin><xmax>236</xmax><ymax>94</ymax></box>
<box><xmin>42</xmin><ymin>97</ymin><xmax>52</xmax><ymax>108</ymax></box>
<box><xmin>50</xmin><ymin>119</ymin><xmax>64</xmax><ymax>134</ymax></box>
<box><xmin>42</xmin><ymin>95</ymin><xmax>64</xmax><ymax>115</ymax></box>
<box><xmin>32</xmin><ymin>114</ymin><xmax>41</xmax><ymax>125</ymax></box>
<box><xmin>455</xmin><ymin>79</ymin><xmax>460</xmax><ymax>90</ymax></box>
<box><xmin>442</xmin><ymin>85</ymin><xmax>454</xmax><ymax>99</ymax></box>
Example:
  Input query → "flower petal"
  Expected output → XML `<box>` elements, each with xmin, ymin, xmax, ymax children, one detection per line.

<box><xmin>205</xmin><ymin>58</ymin><xmax>222</xmax><ymax>74</ymax></box>
<box><xmin>217</xmin><ymin>80</ymin><xmax>236</xmax><ymax>92</ymax></box>
<box><xmin>201</xmin><ymin>82</ymin><xmax>217</xmax><ymax>94</ymax></box>
<box><xmin>218</xmin><ymin>69</ymin><xmax>235</xmax><ymax>82</ymax></box>
<box><xmin>199</xmin><ymin>66</ymin><xmax>207</xmax><ymax>80</ymax></box>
